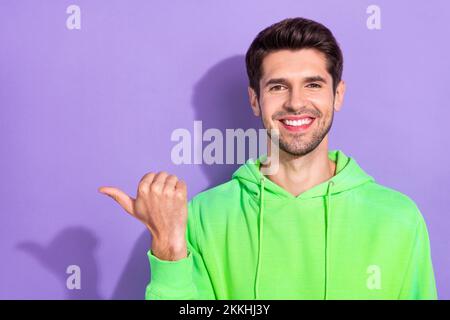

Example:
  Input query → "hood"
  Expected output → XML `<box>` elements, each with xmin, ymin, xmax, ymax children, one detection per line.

<box><xmin>232</xmin><ymin>149</ymin><xmax>374</xmax><ymax>200</ymax></box>
<box><xmin>231</xmin><ymin>149</ymin><xmax>375</xmax><ymax>300</ymax></box>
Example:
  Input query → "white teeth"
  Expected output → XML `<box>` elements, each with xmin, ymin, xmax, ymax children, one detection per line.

<box><xmin>282</xmin><ymin>118</ymin><xmax>313</xmax><ymax>126</ymax></box>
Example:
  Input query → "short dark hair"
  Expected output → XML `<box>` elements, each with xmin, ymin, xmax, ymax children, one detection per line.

<box><xmin>245</xmin><ymin>17</ymin><xmax>344</xmax><ymax>98</ymax></box>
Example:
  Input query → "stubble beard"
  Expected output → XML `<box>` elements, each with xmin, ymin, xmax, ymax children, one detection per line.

<box><xmin>267</xmin><ymin>110</ymin><xmax>334</xmax><ymax>157</ymax></box>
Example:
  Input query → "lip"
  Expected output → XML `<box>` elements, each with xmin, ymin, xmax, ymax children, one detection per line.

<box><xmin>278</xmin><ymin>116</ymin><xmax>316</xmax><ymax>133</ymax></box>
<box><xmin>278</xmin><ymin>115</ymin><xmax>316</xmax><ymax>121</ymax></box>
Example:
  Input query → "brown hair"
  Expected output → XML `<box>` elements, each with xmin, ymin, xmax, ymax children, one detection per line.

<box><xmin>245</xmin><ymin>17</ymin><xmax>343</xmax><ymax>98</ymax></box>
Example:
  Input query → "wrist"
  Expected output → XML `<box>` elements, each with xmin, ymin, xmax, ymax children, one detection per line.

<box><xmin>151</xmin><ymin>238</ymin><xmax>187</xmax><ymax>261</ymax></box>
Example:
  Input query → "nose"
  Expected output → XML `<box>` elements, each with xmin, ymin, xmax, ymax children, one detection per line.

<box><xmin>284</xmin><ymin>87</ymin><xmax>307</xmax><ymax>112</ymax></box>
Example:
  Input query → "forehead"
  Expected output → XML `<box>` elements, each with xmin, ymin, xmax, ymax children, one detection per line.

<box><xmin>260</xmin><ymin>48</ymin><xmax>330</xmax><ymax>82</ymax></box>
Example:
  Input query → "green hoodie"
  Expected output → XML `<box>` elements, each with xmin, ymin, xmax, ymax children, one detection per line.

<box><xmin>145</xmin><ymin>150</ymin><xmax>437</xmax><ymax>300</ymax></box>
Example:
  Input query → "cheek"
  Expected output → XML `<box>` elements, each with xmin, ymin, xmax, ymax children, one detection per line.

<box><xmin>309</xmin><ymin>93</ymin><xmax>334</xmax><ymax>115</ymax></box>
<box><xmin>261</xmin><ymin>94</ymin><xmax>283</xmax><ymax>109</ymax></box>
<box><xmin>259</xmin><ymin>96</ymin><xmax>281</xmax><ymax>123</ymax></box>
<box><xmin>261</xmin><ymin>111</ymin><xmax>274</xmax><ymax>128</ymax></box>
<box><xmin>306</xmin><ymin>90</ymin><xmax>331</xmax><ymax>104</ymax></box>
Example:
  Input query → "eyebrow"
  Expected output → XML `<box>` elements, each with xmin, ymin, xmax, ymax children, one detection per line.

<box><xmin>264</xmin><ymin>75</ymin><xmax>327</xmax><ymax>87</ymax></box>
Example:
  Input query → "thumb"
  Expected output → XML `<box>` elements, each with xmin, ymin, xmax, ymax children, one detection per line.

<box><xmin>98</xmin><ymin>186</ymin><xmax>135</xmax><ymax>216</ymax></box>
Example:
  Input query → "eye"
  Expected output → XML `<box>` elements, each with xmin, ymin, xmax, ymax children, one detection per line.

<box><xmin>306</xmin><ymin>83</ymin><xmax>322</xmax><ymax>88</ymax></box>
<box><xmin>269</xmin><ymin>85</ymin><xmax>287</xmax><ymax>91</ymax></box>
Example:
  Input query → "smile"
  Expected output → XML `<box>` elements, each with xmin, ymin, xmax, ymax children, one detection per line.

<box><xmin>279</xmin><ymin>116</ymin><xmax>316</xmax><ymax>132</ymax></box>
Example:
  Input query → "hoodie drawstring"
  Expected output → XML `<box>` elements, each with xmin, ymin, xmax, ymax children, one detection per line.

<box><xmin>255</xmin><ymin>176</ymin><xmax>265</xmax><ymax>300</ymax></box>
<box><xmin>324</xmin><ymin>180</ymin><xmax>334</xmax><ymax>300</ymax></box>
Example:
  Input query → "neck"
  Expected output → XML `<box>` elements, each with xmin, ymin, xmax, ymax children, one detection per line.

<box><xmin>261</xmin><ymin>136</ymin><xmax>336</xmax><ymax>197</ymax></box>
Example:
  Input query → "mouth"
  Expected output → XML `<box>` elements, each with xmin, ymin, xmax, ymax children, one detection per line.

<box><xmin>278</xmin><ymin>115</ymin><xmax>316</xmax><ymax>133</ymax></box>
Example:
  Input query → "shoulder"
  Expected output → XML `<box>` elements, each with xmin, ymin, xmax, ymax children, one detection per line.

<box><xmin>189</xmin><ymin>179</ymin><xmax>242</xmax><ymax>211</ymax></box>
<box><xmin>187</xmin><ymin>179</ymin><xmax>245</xmax><ymax>232</ymax></box>
<box><xmin>355</xmin><ymin>182</ymin><xmax>424</xmax><ymax>229</ymax></box>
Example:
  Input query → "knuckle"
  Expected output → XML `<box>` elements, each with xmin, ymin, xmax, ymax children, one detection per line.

<box><xmin>138</xmin><ymin>182</ymin><xmax>150</xmax><ymax>194</ymax></box>
<box><xmin>167</xmin><ymin>174</ymin><xmax>178</xmax><ymax>181</ymax></box>
<box><xmin>145</xmin><ymin>171</ymin><xmax>156</xmax><ymax>178</ymax></box>
<box><xmin>175</xmin><ymin>188</ymin><xmax>186</xmax><ymax>199</ymax></box>
<box><xmin>150</xmin><ymin>182</ymin><xmax>162</xmax><ymax>194</ymax></box>
<box><xmin>157</xmin><ymin>171</ymin><xmax>168</xmax><ymax>178</ymax></box>
<box><xmin>163</xmin><ymin>188</ymin><xmax>174</xmax><ymax>197</ymax></box>
<box><xmin>178</xmin><ymin>180</ymin><xmax>187</xmax><ymax>189</ymax></box>
<box><xmin>140</xmin><ymin>172</ymin><xmax>155</xmax><ymax>183</ymax></box>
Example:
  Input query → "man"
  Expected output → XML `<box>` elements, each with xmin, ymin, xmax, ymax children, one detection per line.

<box><xmin>99</xmin><ymin>17</ymin><xmax>437</xmax><ymax>299</ymax></box>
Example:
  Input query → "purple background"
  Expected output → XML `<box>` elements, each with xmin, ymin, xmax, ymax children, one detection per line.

<box><xmin>1</xmin><ymin>0</ymin><xmax>449</xmax><ymax>299</ymax></box>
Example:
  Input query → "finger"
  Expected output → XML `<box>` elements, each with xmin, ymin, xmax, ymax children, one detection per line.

<box><xmin>175</xmin><ymin>180</ymin><xmax>187</xmax><ymax>197</ymax></box>
<box><xmin>139</xmin><ymin>172</ymin><xmax>156</xmax><ymax>185</ymax></box>
<box><xmin>153</xmin><ymin>171</ymin><xmax>169</xmax><ymax>184</ymax></box>
<box><xmin>137</xmin><ymin>172</ymin><xmax>156</xmax><ymax>196</ymax></box>
<box><xmin>151</xmin><ymin>171</ymin><xmax>169</xmax><ymax>193</ymax></box>
<box><xmin>98</xmin><ymin>186</ymin><xmax>136</xmax><ymax>216</ymax></box>
<box><xmin>163</xmin><ymin>175</ymin><xmax>178</xmax><ymax>194</ymax></box>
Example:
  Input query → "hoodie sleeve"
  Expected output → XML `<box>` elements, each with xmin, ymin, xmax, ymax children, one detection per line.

<box><xmin>145</xmin><ymin>199</ymin><xmax>216</xmax><ymax>300</ymax></box>
<box><xmin>398</xmin><ymin>213</ymin><xmax>438</xmax><ymax>300</ymax></box>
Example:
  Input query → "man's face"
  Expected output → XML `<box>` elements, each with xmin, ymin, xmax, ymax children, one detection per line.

<box><xmin>249</xmin><ymin>48</ymin><xmax>345</xmax><ymax>157</ymax></box>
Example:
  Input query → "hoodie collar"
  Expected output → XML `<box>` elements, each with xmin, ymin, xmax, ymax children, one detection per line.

<box><xmin>232</xmin><ymin>149</ymin><xmax>374</xmax><ymax>200</ymax></box>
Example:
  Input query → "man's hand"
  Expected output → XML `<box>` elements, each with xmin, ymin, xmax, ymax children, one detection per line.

<box><xmin>98</xmin><ymin>171</ymin><xmax>188</xmax><ymax>261</ymax></box>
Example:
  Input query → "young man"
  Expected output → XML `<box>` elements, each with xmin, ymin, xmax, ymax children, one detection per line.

<box><xmin>99</xmin><ymin>17</ymin><xmax>437</xmax><ymax>299</ymax></box>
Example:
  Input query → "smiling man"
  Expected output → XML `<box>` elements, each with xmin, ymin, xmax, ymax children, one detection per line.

<box><xmin>99</xmin><ymin>17</ymin><xmax>437</xmax><ymax>299</ymax></box>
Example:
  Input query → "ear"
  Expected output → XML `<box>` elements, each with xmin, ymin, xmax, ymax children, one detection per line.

<box><xmin>248</xmin><ymin>86</ymin><xmax>261</xmax><ymax>117</ymax></box>
<box><xmin>333</xmin><ymin>80</ymin><xmax>346</xmax><ymax>112</ymax></box>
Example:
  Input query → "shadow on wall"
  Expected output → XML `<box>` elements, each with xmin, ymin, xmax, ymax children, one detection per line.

<box><xmin>17</xmin><ymin>226</ymin><xmax>102</xmax><ymax>299</ymax></box>
<box><xmin>110</xmin><ymin>230</ymin><xmax>151</xmax><ymax>299</ymax></box>
<box><xmin>17</xmin><ymin>55</ymin><xmax>259</xmax><ymax>299</ymax></box>
<box><xmin>16</xmin><ymin>225</ymin><xmax>152</xmax><ymax>300</ymax></box>
<box><xmin>191</xmin><ymin>54</ymin><xmax>263</xmax><ymax>191</ymax></box>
